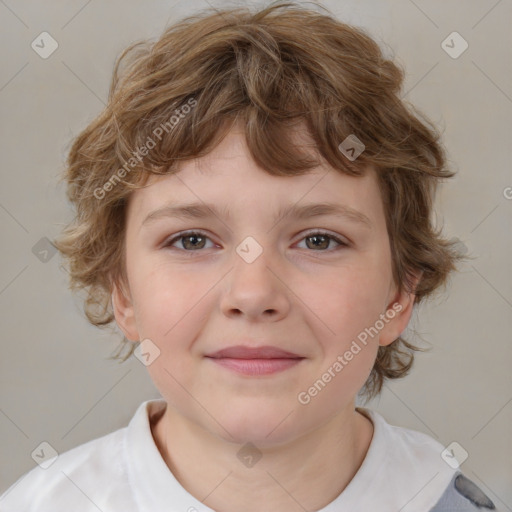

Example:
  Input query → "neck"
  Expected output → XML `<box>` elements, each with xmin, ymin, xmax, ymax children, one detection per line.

<box><xmin>150</xmin><ymin>402</ymin><xmax>374</xmax><ymax>512</ymax></box>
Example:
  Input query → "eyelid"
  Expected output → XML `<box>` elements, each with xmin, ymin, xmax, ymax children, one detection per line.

<box><xmin>161</xmin><ymin>229</ymin><xmax>218</xmax><ymax>249</ymax></box>
<box><xmin>298</xmin><ymin>228</ymin><xmax>350</xmax><ymax>246</ymax></box>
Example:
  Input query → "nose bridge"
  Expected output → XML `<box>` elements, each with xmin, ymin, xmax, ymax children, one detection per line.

<box><xmin>220</xmin><ymin>232</ymin><xmax>289</xmax><ymax>319</ymax></box>
<box><xmin>235</xmin><ymin>233</ymin><xmax>268</xmax><ymax>265</ymax></box>
<box><xmin>231</xmin><ymin>232</ymin><xmax>276</xmax><ymax>285</ymax></box>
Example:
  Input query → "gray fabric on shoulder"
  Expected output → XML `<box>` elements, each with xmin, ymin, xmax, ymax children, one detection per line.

<box><xmin>430</xmin><ymin>472</ymin><xmax>497</xmax><ymax>511</ymax></box>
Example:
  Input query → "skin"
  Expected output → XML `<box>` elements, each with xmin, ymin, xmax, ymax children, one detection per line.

<box><xmin>112</xmin><ymin>122</ymin><xmax>420</xmax><ymax>512</ymax></box>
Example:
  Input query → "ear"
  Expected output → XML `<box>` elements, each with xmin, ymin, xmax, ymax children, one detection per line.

<box><xmin>111</xmin><ymin>278</ymin><xmax>140</xmax><ymax>342</ymax></box>
<box><xmin>379</xmin><ymin>271</ymin><xmax>423</xmax><ymax>347</ymax></box>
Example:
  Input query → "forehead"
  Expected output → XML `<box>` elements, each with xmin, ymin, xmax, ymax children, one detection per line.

<box><xmin>126</xmin><ymin>125</ymin><xmax>384</xmax><ymax>230</ymax></box>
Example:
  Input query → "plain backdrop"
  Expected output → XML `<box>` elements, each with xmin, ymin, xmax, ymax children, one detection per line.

<box><xmin>0</xmin><ymin>0</ymin><xmax>511</xmax><ymax>507</ymax></box>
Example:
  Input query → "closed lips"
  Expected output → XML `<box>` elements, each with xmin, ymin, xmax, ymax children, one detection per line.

<box><xmin>206</xmin><ymin>346</ymin><xmax>303</xmax><ymax>359</ymax></box>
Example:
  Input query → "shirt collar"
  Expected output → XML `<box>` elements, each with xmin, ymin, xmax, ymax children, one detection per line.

<box><xmin>124</xmin><ymin>399</ymin><xmax>455</xmax><ymax>511</ymax></box>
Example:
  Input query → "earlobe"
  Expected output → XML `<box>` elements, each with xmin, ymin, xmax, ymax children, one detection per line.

<box><xmin>379</xmin><ymin>271</ymin><xmax>423</xmax><ymax>347</ymax></box>
<box><xmin>378</xmin><ymin>295</ymin><xmax>414</xmax><ymax>347</ymax></box>
<box><xmin>111</xmin><ymin>280</ymin><xmax>140</xmax><ymax>342</ymax></box>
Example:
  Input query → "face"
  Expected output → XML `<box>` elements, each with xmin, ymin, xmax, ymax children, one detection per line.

<box><xmin>112</xmin><ymin>123</ymin><xmax>417</xmax><ymax>446</ymax></box>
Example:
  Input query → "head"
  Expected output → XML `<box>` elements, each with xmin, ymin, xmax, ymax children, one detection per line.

<box><xmin>54</xmin><ymin>2</ymin><xmax>465</xmax><ymax>443</ymax></box>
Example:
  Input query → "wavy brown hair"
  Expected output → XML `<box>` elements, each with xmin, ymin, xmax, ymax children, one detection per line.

<box><xmin>53</xmin><ymin>1</ymin><xmax>467</xmax><ymax>402</ymax></box>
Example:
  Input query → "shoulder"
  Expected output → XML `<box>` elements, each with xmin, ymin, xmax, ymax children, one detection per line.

<box><xmin>358</xmin><ymin>408</ymin><xmax>500</xmax><ymax>511</ymax></box>
<box><xmin>360</xmin><ymin>407</ymin><xmax>454</xmax><ymax>473</ymax></box>
<box><xmin>355</xmin><ymin>408</ymin><xmax>458</xmax><ymax>510</ymax></box>
<box><xmin>0</xmin><ymin>426</ymin><xmax>133</xmax><ymax>512</ymax></box>
<box><xmin>429</xmin><ymin>472</ymin><xmax>499</xmax><ymax>511</ymax></box>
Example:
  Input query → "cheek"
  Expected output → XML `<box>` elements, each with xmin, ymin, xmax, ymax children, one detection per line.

<box><xmin>129</xmin><ymin>259</ymin><xmax>209</xmax><ymax>340</ymax></box>
<box><xmin>302</xmin><ymin>261</ymin><xmax>391</xmax><ymax>347</ymax></box>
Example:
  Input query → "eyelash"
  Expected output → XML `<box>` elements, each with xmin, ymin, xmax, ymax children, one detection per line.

<box><xmin>162</xmin><ymin>229</ymin><xmax>349</xmax><ymax>255</ymax></box>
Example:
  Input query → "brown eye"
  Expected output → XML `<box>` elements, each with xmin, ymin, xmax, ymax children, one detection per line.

<box><xmin>181</xmin><ymin>233</ymin><xmax>207</xmax><ymax>250</ymax></box>
<box><xmin>298</xmin><ymin>231</ymin><xmax>348</xmax><ymax>251</ymax></box>
<box><xmin>164</xmin><ymin>231</ymin><xmax>213</xmax><ymax>251</ymax></box>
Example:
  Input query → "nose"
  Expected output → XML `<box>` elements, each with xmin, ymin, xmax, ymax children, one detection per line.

<box><xmin>219</xmin><ymin>241</ymin><xmax>291</xmax><ymax>322</ymax></box>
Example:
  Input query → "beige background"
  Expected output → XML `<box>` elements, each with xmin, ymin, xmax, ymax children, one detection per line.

<box><xmin>0</xmin><ymin>0</ymin><xmax>511</xmax><ymax>507</ymax></box>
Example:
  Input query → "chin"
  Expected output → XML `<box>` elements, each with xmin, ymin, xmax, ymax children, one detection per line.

<box><xmin>213</xmin><ymin>407</ymin><xmax>303</xmax><ymax>447</ymax></box>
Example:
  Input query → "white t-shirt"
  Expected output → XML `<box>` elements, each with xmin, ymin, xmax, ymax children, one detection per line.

<box><xmin>0</xmin><ymin>399</ymin><xmax>482</xmax><ymax>511</ymax></box>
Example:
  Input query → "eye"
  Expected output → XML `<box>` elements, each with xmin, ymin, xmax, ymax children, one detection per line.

<box><xmin>164</xmin><ymin>230</ymin><xmax>215</xmax><ymax>252</ymax></box>
<box><xmin>296</xmin><ymin>230</ymin><xmax>349</xmax><ymax>251</ymax></box>
<box><xmin>163</xmin><ymin>229</ymin><xmax>348</xmax><ymax>253</ymax></box>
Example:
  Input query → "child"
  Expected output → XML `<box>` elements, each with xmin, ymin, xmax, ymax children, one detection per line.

<box><xmin>0</xmin><ymin>2</ymin><xmax>499</xmax><ymax>511</ymax></box>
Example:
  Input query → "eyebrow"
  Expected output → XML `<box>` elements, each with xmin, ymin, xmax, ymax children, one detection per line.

<box><xmin>141</xmin><ymin>201</ymin><xmax>373</xmax><ymax>230</ymax></box>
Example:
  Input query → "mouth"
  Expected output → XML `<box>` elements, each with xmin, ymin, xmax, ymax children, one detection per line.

<box><xmin>205</xmin><ymin>345</ymin><xmax>305</xmax><ymax>376</ymax></box>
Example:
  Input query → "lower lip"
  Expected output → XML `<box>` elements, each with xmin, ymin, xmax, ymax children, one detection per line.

<box><xmin>207</xmin><ymin>357</ymin><xmax>303</xmax><ymax>375</ymax></box>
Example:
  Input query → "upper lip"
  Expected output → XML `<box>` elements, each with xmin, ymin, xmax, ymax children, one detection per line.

<box><xmin>206</xmin><ymin>345</ymin><xmax>303</xmax><ymax>359</ymax></box>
